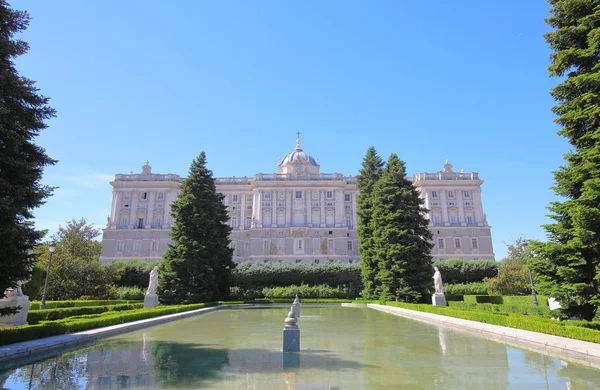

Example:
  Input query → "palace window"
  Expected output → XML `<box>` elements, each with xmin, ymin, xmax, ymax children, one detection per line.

<box><xmin>326</xmin><ymin>191</ymin><xmax>333</xmax><ymax>198</ymax></box>
<box><xmin>231</xmin><ymin>217</ymin><xmax>238</xmax><ymax>228</ymax></box>
<box><xmin>264</xmin><ymin>240</ymin><xmax>270</xmax><ymax>250</ymax></box>
<box><xmin>245</xmin><ymin>241</ymin><xmax>250</xmax><ymax>252</ymax></box>
<box><xmin>296</xmin><ymin>259</ymin><xmax>302</xmax><ymax>263</ymax></box>
<box><xmin>296</xmin><ymin>239</ymin><xmax>303</xmax><ymax>250</ymax></box>
<box><xmin>265</xmin><ymin>192</ymin><xmax>271</xmax><ymax>200</ymax></box>
<box><xmin>347</xmin><ymin>241</ymin><xmax>353</xmax><ymax>251</ymax></box>
<box><xmin>121</xmin><ymin>218</ymin><xmax>128</xmax><ymax>227</ymax></box>
<box><xmin>232</xmin><ymin>195</ymin><xmax>238</xmax><ymax>202</ymax></box>
<box><xmin>116</xmin><ymin>241</ymin><xmax>124</xmax><ymax>251</ymax></box>
<box><xmin>133</xmin><ymin>241</ymin><xmax>142</xmax><ymax>251</ymax></box>
<box><xmin>296</xmin><ymin>191</ymin><xmax>302</xmax><ymax>199</ymax></box>
<box><xmin>328</xmin><ymin>239</ymin><xmax>334</xmax><ymax>250</ymax></box>
<box><xmin>447</xmin><ymin>191</ymin><xmax>454</xmax><ymax>199</ymax></box>
<box><xmin>431</xmin><ymin>191</ymin><xmax>438</xmax><ymax>198</ymax></box>
<box><xmin>463</xmin><ymin>191</ymin><xmax>470</xmax><ymax>198</ymax></box>
<box><xmin>438</xmin><ymin>238</ymin><xmax>445</xmax><ymax>249</ymax></box>
<box><xmin>154</xmin><ymin>218</ymin><xmax>162</xmax><ymax>227</ymax></box>
<box><xmin>454</xmin><ymin>238</ymin><xmax>461</xmax><ymax>248</ymax></box>
<box><xmin>345</xmin><ymin>194</ymin><xmax>351</xmax><ymax>202</ymax></box>
<box><xmin>471</xmin><ymin>238</ymin><xmax>478</xmax><ymax>249</ymax></box>
<box><xmin>467</xmin><ymin>215</ymin><xmax>474</xmax><ymax>225</ymax></box>
<box><xmin>151</xmin><ymin>240</ymin><xmax>159</xmax><ymax>251</ymax></box>
<box><xmin>157</xmin><ymin>192</ymin><xmax>164</xmax><ymax>200</ymax></box>
<box><xmin>314</xmin><ymin>259</ymin><xmax>320</xmax><ymax>264</ymax></box>
<box><xmin>137</xmin><ymin>218</ymin><xmax>144</xmax><ymax>228</ymax></box>
<box><xmin>245</xmin><ymin>217</ymin><xmax>252</xmax><ymax>228</ymax></box>
<box><xmin>124</xmin><ymin>193</ymin><xmax>131</xmax><ymax>200</ymax></box>
<box><xmin>141</xmin><ymin>192</ymin><xmax>147</xmax><ymax>200</ymax></box>
<box><xmin>345</xmin><ymin>205</ymin><xmax>351</xmax><ymax>210</ymax></box>
<box><xmin>345</xmin><ymin>218</ymin><xmax>352</xmax><ymax>228</ymax></box>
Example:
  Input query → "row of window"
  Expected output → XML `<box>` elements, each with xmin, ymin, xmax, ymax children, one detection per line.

<box><xmin>431</xmin><ymin>215</ymin><xmax>476</xmax><ymax>225</ymax></box>
<box><xmin>115</xmin><ymin>240</ymin><xmax>160</xmax><ymax>252</ymax></box>
<box><xmin>430</xmin><ymin>190</ymin><xmax>471</xmax><ymax>199</ymax></box>
<box><xmin>260</xmin><ymin>259</ymin><xmax>354</xmax><ymax>264</ymax></box>
<box><xmin>229</xmin><ymin>217</ymin><xmax>354</xmax><ymax>228</ymax></box>
<box><xmin>123</xmin><ymin>192</ymin><xmax>165</xmax><ymax>201</ymax></box>
<box><xmin>119</xmin><ymin>217</ymin><xmax>163</xmax><ymax>228</ymax></box>
<box><xmin>262</xmin><ymin>239</ymin><xmax>353</xmax><ymax>251</ymax></box>
<box><xmin>437</xmin><ymin>238</ymin><xmax>479</xmax><ymax>250</ymax></box>
<box><xmin>231</xmin><ymin>193</ymin><xmax>354</xmax><ymax>202</ymax></box>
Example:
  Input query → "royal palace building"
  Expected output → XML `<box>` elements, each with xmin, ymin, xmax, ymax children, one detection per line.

<box><xmin>99</xmin><ymin>139</ymin><xmax>495</xmax><ymax>264</ymax></box>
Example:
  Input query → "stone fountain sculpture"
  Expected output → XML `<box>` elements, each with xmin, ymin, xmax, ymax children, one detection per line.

<box><xmin>283</xmin><ymin>297</ymin><xmax>300</xmax><ymax>352</ymax></box>
<box><xmin>144</xmin><ymin>266</ymin><xmax>159</xmax><ymax>308</ymax></box>
<box><xmin>0</xmin><ymin>281</ymin><xmax>30</xmax><ymax>327</ymax></box>
<box><xmin>432</xmin><ymin>267</ymin><xmax>447</xmax><ymax>306</ymax></box>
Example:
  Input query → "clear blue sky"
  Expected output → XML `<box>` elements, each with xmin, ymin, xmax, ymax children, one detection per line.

<box><xmin>15</xmin><ymin>0</ymin><xmax>563</xmax><ymax>260</ymax></box>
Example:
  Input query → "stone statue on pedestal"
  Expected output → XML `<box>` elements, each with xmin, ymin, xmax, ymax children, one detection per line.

<box><xmin>0</xmin><ymin>280</ymin><xmax>30</xmax><ymax>327</ymax></box>
<box><xmin>432</xmin><ymin>267</ymin><xmax>447</xmax><ymax>307</ymax></box>
<box><xmin>144</xmin><ymin>266</ymin><xmax>159</xmax><ymax>308</ymax></box>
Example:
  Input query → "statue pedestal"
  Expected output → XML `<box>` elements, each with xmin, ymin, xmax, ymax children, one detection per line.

<box><xmin>0</xmin><ymin>294</ymin><xmax>30</xmax><ymax>327</ymax></box>
<box><xmin>432</xmin><ymin>293</ymin><xmax>446</xmax><ymax>307</ymax></box>
<box><xmin>144</xmin><ymin>293</ymin><xmax>158</xmax><ymax>309</ymax></box>
<box><xmin>283</xmin><ymin>326</ymin><xmax>300</xmax><ymax>352</ymax></box>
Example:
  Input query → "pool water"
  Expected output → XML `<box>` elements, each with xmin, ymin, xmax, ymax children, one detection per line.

<box><xmin>1</xmin><ymin>306</ymin><xmax>600</xmax><ymax>389</ymax></box>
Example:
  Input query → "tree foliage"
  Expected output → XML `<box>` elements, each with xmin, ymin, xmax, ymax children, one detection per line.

<box><xmin>529</xmin><ymin>0</ymin><xmax>600</xmax><ymax>320</ymax></box>
<box><xmin>37</xmin><ymin>219</ymin><xmax>118</xmax><ymax>300</ymax></box>
<box><xmin>0</xmin><ymin>1</ymin><xmax>57</xmax><ymax>309</ymax></box>
<box><xmin>484</xmin><ymin>237</ymin><xmax>533</xmax><ymax>295</ymax></box>
<box><xmin>370</xmin><ymin>154</ymin><xmax>433</xmax><ymax>302</ymax></box>
<box><xmin>158</xmin><ymin>152</ymin><xmax>234</xmax><ymax>304</ymax></box>
<box><xmin>356</xmin><ymin>146</ymin><xmax>384</xmax><ymax>298</ymax></box>
<box><xmin>432</xmin><ymin>258</ymin><xmax>498</xmax><ymax>284</ymax></box>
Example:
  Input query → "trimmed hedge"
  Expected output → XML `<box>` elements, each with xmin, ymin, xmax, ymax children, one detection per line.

<box><xmin>118</xmin><ymin>286</ymin><xmax>145</xmax><ymax>300</ymax></box>
<box><xmin>262</xmin><ymin>284</ymin><xmax>358</xmax><ymax>299</ymax></box>
<box><xmin>232</xmin><ymin>261</ymin><xmax>362</xmax><ymax>290</ymax></box>
<box><xmin>102</xmin><ymin>261</ymin><xmax>159</xmax><ymax>289</ymax></box>
<box><xmin>433</xmin><ymin>259</ymin><xmax>498</xmax><ymax>284</ymax></box>
<box><xmin>383</xmin><ymin>302</ymin><xmax>600</xmax><ymax>344</ymax></box>
<box><xmin>29</xmin><ymin>300</ymin><xmax>141</xmax><ymax>310</ymax></box>
<box><xmin>27</xmin><ymin>303</ymin><xmax>144</xmax><ymax>324</ymax></box>
<box><xmin>0</xmin><ymin>304</ymin><xmax>211</xmax><ymax>346</ymax></box>
<box><xmin>448</xmin><ymin>302</ymin><xmax>550</xmax><ymax>317</ymax></box>
<box><xmin>444</xmin><ymin>283</ymin><xmax>489</xmax><ymax>296</ymax></box>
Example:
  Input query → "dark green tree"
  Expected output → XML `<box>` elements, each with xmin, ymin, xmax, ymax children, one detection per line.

<box><xmin>0</xmin><ymin>1</ymin><xmax>56</xmax><ymax>314</ymax></box>
<box><xmin>356</xmin><ymin>146</ymin><xmax>384</xmax><ymax>299</ymax></box>
<box><xmin>371</xmin><ymin>154</ymin><xmax>433</xmax><ymax>302</ymax></box>
<box><xmin>529</xmin><ymin>0</ymin><xmax>600</xmax><ymax>320</ymax></box>
<box><xmin>158</xmin><ymin>152</ymin><xmax>233</xmax><ymax>304</ymax></box>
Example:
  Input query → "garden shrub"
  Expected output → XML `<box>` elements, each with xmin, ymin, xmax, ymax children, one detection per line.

<box><xmin>118</xmin><ymin>286</ymin><xmax>145</xmax><ymax>300</ymax></box>
<box><xmin>27</xmin><ymin>303</ymin><xmax>144</xmax><ymax>324</ymax></box>
<box><xmin>433</xmin><ymin>259</ymin><xmax>498</xmax><ymax>284</ymax></box>
<box><xmin>444</xmin><ymin>282</ymin><xmax>489</xmax><ymax>295</ymax></box>
<box><xmin>262</xmin><ymin>284</ymin><xmax>358</xmax><ymax>299</ymax></box>
<box><xmin>232</xmin><ymin>261</ymin><xmax>362</xmax><ymax>290</ymax></box>
<box><xmin>29</xmin><ymin>300</ymin><xmax>141</xmax><ymax>310</ymax></box>
<box><xmin>103</xmin><ymin>261</ymin><xmax>159</xmax><ymax>289</ymax></box>
<box><xmin>448</xmin><ymin>302</ymin><xmax>551</xmax><ymax>317</ymax></box>
<box><xmin>1</xmin><ymin>303</ymin><xmax>211</xmax><ymax>346</ymax></box>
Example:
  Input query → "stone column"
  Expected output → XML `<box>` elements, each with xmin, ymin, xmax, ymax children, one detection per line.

<box><xmin>306</xmin><ymin>190</ymin><xmax>312</xmax><ymax>227</ymax></box>
<box><xmin>320</xmin><ymin>191</ymin><xmax>326</xmax><ymax>227</ymax></box>
<box><xmin>286</xmin><ymin>190</ymin><xmax>292</xmax><ymax>227</ymax></box>
<box><xmin>110</xmin><ymin>191</ymin><xmax>119</xmax><ymax>227</ymax></box>
<box><xmin>457</xmin><ymin>189</ymin><xmax>465</xmax><ymax>225</ymax></box>
<box><xmin>440</xmin><ymin>189</ymin><xmax>448</xmax><ymax>226</ymax></box>
<box><xmin>251</xmin><ymin>189</ymin><xmax>258</xmax><ymax>227</ymax></box>
<box><xmin>240</xmin><ymin>194</ymin><xmax>246</xmax><ymax>230</ymax></box>
<box><xmin>473</xmin><ymin>188</ymin><xmax>485</xmax><ymax>226</ymax></box>
<box><xmin>335</xmin><ymin>190</ymin><xmax>344</xmax><ymax>227</ymax></box>
<box><xmin>130</xmin><ymin>191</ymin><xmax>138</xmax><ymax>228</ymax></box>
<box><xmin>146</xmin><ymin>191</ymin><xmax>154</xmax><ymax>228</ymax></box>
<box><xmin>352</xmin><ymin>193</ymin><xmax>358</xmax><ymax>229</ymax></box>
<box><xmin>257</xmin><ymin>191</ymin><xmax>263</xmax><ymax>228</ymax></box>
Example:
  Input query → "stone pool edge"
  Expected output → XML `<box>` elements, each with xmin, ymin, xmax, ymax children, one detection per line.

<box><xmin>368</xmin><ymin>303</ymin><xmax>600</xmax><ymax>368</ymax></box>
<box><xmin>0</xmin><ymin>305</ymin><xmax>228</xmax><ymax>364</ymax></box>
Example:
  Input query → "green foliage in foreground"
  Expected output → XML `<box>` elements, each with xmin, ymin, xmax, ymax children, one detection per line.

<box><xmin>117</xmin><ymin>286</ymin><xmax>145</xmax><ymax>300</ymax></box>
<box><xmin>27</xmin><ymin>303</ymin><xmax>144</xmax><ymax>324</ymax></box>
<box><xmin>0</xmin><ymin>304</ymin><xmax>211</xmax><ymax>346</ymax></box>
<box><xmin>383</xmin><ymin>302</ymin><xmax>600</xmax><ymax>344</ymax></box>
<box><xmin>29</xmin><ymin>300</ymin><xmax>141</xmax><ymax>310</ymax></box>
<box><xmin>103</xmin><ymin>261</ymin><xmax>159</xmax><ymax>289</ymax></box>
<box><xmin>261</xmin><ymin>284</ymin><xmax>358</xmax><ymax>299</ymax></box>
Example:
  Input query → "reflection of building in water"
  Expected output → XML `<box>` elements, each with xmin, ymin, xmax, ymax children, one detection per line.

<box><xmin>85</xmin><ymin>335</ymin><xmax>155</xmax><ymax>389</ymax></box>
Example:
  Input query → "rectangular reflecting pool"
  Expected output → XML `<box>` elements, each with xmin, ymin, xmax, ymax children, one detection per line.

<box><xmin>1</xmin><ymin>307</ymin><xmax>600</xmax><ymax>389</ymax></box>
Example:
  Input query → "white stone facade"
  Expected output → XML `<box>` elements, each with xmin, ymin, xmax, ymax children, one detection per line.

<box><xmin>99</xmin><ymin>141</ymin><xmax>494</xmax><ymax>263</ymax></box>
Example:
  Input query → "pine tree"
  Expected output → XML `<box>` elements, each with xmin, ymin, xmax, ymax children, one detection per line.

<box><xmin>356</xmin><ymin>147</ymin><xmax>384</xmax><ymax>299</ymax></box>
<box><xmin>529</xmin><ymin>0</ymin><xmax>600</xmax><ymax>320</ymax></box>
<box><xmin>0</xmin><ymin>2</ymin><xmax>56</xmax><ymax>310</ymax></box>
<box><xmin>158</xmin><ymin>152</ymin><xmax>234</xmax><ymax>304</ymax></box>
<box><xmin>371</xmin><ymin>154</ymin><xmax>433</xmax><ymax>302</ymax></box>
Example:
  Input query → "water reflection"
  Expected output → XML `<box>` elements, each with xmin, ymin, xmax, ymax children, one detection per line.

<box><xmin>1</xmin><ymin>307</ymin><xmax>600</xmax><ymax>389</ymax></box>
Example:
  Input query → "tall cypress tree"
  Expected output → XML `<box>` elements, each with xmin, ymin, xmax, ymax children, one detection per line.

<box><xmin>529</xmin><ymin>0</ymin><xmax>600</xmax><ymax>320</ymax></box>
<box><xmin>356</xmin><ymin>147</ymin><xmax>384</xmax><ymax>299</ymax></box>
<box><xmin>371</xmin><ymin>154</ymin><xmax>433</xmax><ymax>302</ymax></box>
<box><xmin>0</xmin><ymin>2</ymin><xmax>56</xmax><ymax>307</ymax></box>
<box><xmin>158</xmin><ymin>152</ymin><xmax>233</xmax><ymax>304</ymax></box>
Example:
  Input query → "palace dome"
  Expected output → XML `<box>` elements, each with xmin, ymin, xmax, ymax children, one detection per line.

<box><xmin>278</xmin><ymin>139</ymin><xmax>319</xmax><ymax>167</ymax></box>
